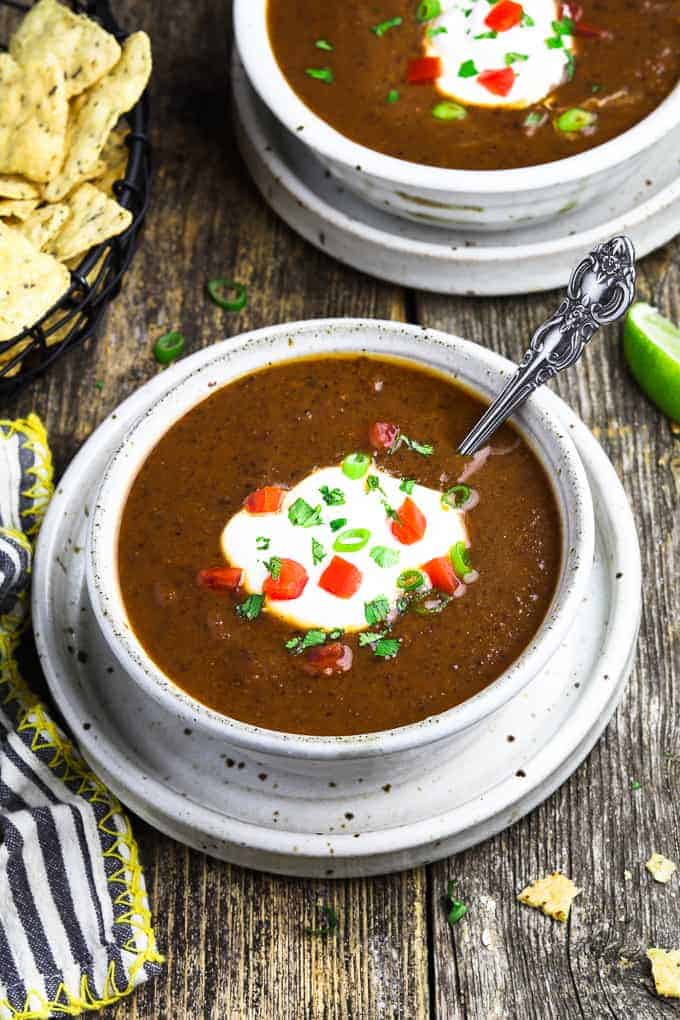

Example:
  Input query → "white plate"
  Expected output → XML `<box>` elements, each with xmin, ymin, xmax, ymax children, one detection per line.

<box><xmin>232</xmin><ymin>56</ymin><xmax>680</xmax><ymax>296</ymax></box>
<box><xmin>32</xmin><ymin>329</ymin><xmax>640</xmax><ymax>877</ymax></box>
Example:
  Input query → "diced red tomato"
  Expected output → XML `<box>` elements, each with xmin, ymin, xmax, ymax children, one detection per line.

<box><xmin>390</xmin><ymin>497</ymin><xmax>427</xmax><ymax>545</ymax></box>
<box><xmin>423</xmin><ymin>556</ymin><xmax>460</xmax><ymax>596</ymax></box>
<box><xmin>263</xmin><ymin>558</ymin><xmax>308</xmax><ymax>600</ymax></box>
<box><xmin>302</xmin><ymin>643</ymin><xmax>354</xmax><ymax>676</ymax></box>
<box><xmin>244</xmin><ymin>486</ymin><xmax>286</xmax><ymax>514</ymax></box>
<box><xmin>477</xmin><ymin>67</ymin><xmax>516</xmax><ymax>98</ymax></box>
<box><xmin>484</xmin><ymin>0</ymin><xmax>523</xmax><ymax>32</ymax></box>
<box><xmin>407</xmin><ymin>56</ymin><xmax>442</xmax><ymax>84</ymax></box>
<box><xmin>318</xmin><ymin>556</ymin><xmax>363</xmax><ymax>598</ymax></box>
<box><xmin>197</xmin><ymin>566</ymin><xmax>243</xmax><ymax>590</ymax></box>
<box><xmin>369</xmin><ymin>421</ymin><xmax>399</xmax><ymax>451</ymax></box>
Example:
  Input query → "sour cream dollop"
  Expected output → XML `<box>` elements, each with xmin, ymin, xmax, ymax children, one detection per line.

<box><xmin>221</xmin><ymin>464</ymin><xmax>469</xmax><ymax>632</ymax></box>
<box><xmin>425</xmin><ymin>0</ymin><xmax>574</xmax><ymax>108</ymax></box>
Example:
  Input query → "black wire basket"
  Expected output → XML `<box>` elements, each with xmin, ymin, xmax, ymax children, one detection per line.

<box><xmin>0</xmin><ymin>0</ymin><xmax>151</xmax><ymax>395</ymax></box>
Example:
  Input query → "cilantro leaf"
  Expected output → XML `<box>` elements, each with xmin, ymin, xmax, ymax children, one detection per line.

<box><xmin>320</xmin><ymin>485</ymin><xmax>345</xmax><ymax>506</ymax></box>
<box><xmin>288</xmin><ymin>498</ymin><xmax>323</xmax><ymax>527</ymax></box>
<box><xmin>370</xmin><ymin>546</ymin><xmax>400</xmax><ymax>568</ymax></box>
<box><xmin>364</xmin><ymin>596</ymin><xmax>390</xmax><ymax>626</ymax></box>
<box><xmin>312</xmin><ymin>537</ymin><xmax>326</xmax><ymax>565</ymax></box>
<box><xmin>264</xmin><ymin>556</ymin><xmax>281</xmax><ymax>580</ymax></box>
<box><xmin>236</xmin><ymin>594</ymin><xmax>264</xmax><ymax>620</ymax></box>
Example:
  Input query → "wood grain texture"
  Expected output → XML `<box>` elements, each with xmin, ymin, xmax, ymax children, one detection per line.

<box><xmin>2</xmin><ymin>1</ymin><xmax>678</xmax><ymax>1017</ymax></box>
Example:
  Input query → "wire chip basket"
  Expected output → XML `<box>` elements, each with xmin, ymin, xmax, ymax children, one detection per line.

<box><xmin>0</xmin><ymin>0</ymin><xmax>151</xmax><ymax>394</ymax></box>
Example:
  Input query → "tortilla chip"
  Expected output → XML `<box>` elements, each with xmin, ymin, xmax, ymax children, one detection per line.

<box><xmin>47</xmin><ymin>183</ymin><xmax>132</xmax><ymax>261</ymax></box>
<box><xmin>646</xmin><ymin>853</ymin><xmax>677</xmax><ymax>884</ymax></box>
<box><xmin>0</xmin><ymin>175</ymin><xmax>39</xmax><ymax>200</ymax></box>
<box><xmin>43</xmin><ymin>33</ymin><xmax>151</xmax><ymax>202</ymax></box>
<box><xmin>0</xmin><ymin>198</ymin><xmax>39</xmax><ymax>221</ymax></box>
<box><xmin>648</xmin><ymin>950</ymin><xmax>680</xmax><ymax>998</ymax></box>
<box><xmin>10</xmin><ymin>0</ymin><xmax>121</xmax><ymax>99</ymax></box>
<box><xmin>0</xmin><ymin>54</ymin><xmax>68</xmax><ymax>183</ymax></box>
<box><xmin>517</xmin><ymin>872</ymin><xmax>581</xmax><ymax>923</ymax></box>
<box><xmin>18</xmin><ymin>204</ymin><xmax>71</xmax><ymax>251</ymax></box>
<box><xmin>96</xmin><ymin>128</ymin><xmax>129</xmax><ymax>197</ymax></box>
<box><xmin>0</xmin><ymin>222</ymin><xmax>70</xmax><ymax>343</ymax></box>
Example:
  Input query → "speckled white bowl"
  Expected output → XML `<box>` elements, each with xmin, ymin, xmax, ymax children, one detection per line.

<box><xmin>233</xmin><ymin>0</ymin><xmax>680</xmax><ymax>230</ymax></box>
<box><xmin>86</xmin><ymin>319</ymin><xmax>594</xmax><ymax>787</ymax></box>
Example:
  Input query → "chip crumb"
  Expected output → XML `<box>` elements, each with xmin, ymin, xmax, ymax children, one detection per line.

<box><xmin>648</xmin><ymin>949</ymin><xmax>680</xmax><ymax>998</ymax></box>
<box><xmin>646</xmin><ymin>853</ymin><xmax>677</xmax><ymax>884</ymax></box>
<box><xmin>517</xmin><ymin>871</ymin><xmax>581</xmax><ymax>923</ymax></box>
<box><xmin>623</xmin><ymin>869</ymin><xmax>632</xmax><ymax>881</ymax></box>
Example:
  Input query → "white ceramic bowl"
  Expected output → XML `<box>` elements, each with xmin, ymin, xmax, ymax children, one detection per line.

<box><xmin>233</xmin><ymin>0</ymin><xmax>680</xmax><ymax>230</ymax></box>
<box><xmin>86</xmin><ymin>319</ymin><xmax>594</xmax><ymax>788</ymax></box>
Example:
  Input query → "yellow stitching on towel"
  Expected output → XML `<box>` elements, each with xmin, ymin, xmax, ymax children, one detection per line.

<box><xmin>0</xmin><ymin>417</ymin><xmax>162</xmax><ymax>1020</ymax></box>
<box><xmin>0</xmin><ymin>414</ymin><xmax>53</xmax><ymax>537</ymax></box>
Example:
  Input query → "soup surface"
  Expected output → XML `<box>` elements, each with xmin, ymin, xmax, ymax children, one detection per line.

<box><xmin>267</xmin><ymin>0</ymin><xmax>680</xmax><ymax>171</ymax></box>
<box><xmin>118</xmin><ymin>356</ymin><xmax>561</xmax><ymax>736</ymax></box>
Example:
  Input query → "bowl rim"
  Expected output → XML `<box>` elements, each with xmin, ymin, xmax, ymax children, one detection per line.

<box><xmin>233</xmin><ymin>0</ymin><xmax>680</xmax><ymax>194</ymax></box>
<box><xmin>86</xmin><ymin>318</ymin><xmax>595</xmax><ymax>760</ymax></box>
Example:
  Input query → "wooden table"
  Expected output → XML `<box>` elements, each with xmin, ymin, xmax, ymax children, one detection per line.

<box><xmin>5</xmin><ymin>2</ymin><xmax>679</xmax><ymax>1017</ymax></box>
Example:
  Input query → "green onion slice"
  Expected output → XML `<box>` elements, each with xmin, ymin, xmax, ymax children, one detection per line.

<box><xmin>372</xmin><ymin>16</ymin><xmax>402</xmax><ymax>36</ymax></box>
<box><xmin>153</xmin><ymin>331</ymin><xmax>184</xmax><ymax>365</ymax></box>
<box><xmin>432</xmin><ymin>101</ymin><xmax>467</xmax><ymax>121</ymax></box>
<box><xmin>206</xmin><ymin>278</ymin><xmax>248</xmax><ymax>311</ymax></box>
<box><xmin>342</xmin><ymin>452</ymin><xmax>371</xmax><ymax>480</ymax></box>
<box><xmin>333</xmin><ymin>528</ymin><xmax>371</xmax><ymax>553</ymax></box>
<box><xmin>441</xmin><ymin>484</ymin><xmax>473</xmax><ymax>510</ymax></box>
<box><xmin>397</xmin><ymin>569</ymin><xmax>425</xmax><ymax>591</ymax></box>
<box><xmin>305</xmin><ymin>66</ymin><xmax>334</xmax><ymax>84</ymax></box>
<box><xmin>416</xmin><ymin>0</ymin><xmax>442</xmax><ymax>23</ymax></box>
<box><xmin>450</xmin><ymin>541</ymin><xmax>472</xmax><ymax>579</ymax></box>
<box><xmin>315</xmin><ymin>39</ymin><xmax>333</xmax><ymax>51</ymax></box>
<box><xmin>555</xmin><ymin>107</ymin><xmax>596</xmax><ymax>133</ymax></box>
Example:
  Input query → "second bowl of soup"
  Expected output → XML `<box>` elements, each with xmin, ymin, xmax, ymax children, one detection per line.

<box><xmin>234</xmin><ymin>0</ymin><xmax>680</xmax><ymax>228</ymax></box>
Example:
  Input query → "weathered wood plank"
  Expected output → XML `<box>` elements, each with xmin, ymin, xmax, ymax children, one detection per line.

<box><xmin>420</xmin><ymin>241</ymin><xmax>679</xmax><ymax>1019</ymax></box>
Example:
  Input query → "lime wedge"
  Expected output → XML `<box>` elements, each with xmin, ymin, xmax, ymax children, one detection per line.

<box><xmin>623</xmin><ymin>303</ymin><xmax>680</xmax><ymax>422</ymax></box>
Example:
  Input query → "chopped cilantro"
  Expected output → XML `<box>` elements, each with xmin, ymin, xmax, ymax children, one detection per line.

<box><xmin>320</xmin><ymin>485</ymin><xmax>345</xmax><ymax>506</ymax></box>
<box><xmin>364</xmin><ymin>596</ymin><xmax>390</xmax><ymax>626</ymax></box>
<box><xmin>387</xmin><ymin>88</ymin><xmax>400</xmax><ymax>103</ymax></box>
<box><xmin>458</xmin><ymin>59</ymin><xmax>478</xmax><ymax>78</ymax></box>
<box><xmin>370</xmin><ymin>546</ymin><xmax>400</xmax><ymax>568</ymax></box>
<box><xmin>330</xmin><ymin>517</ymin><xmax>347</xmax><ymax>532</ymax></box>
<box><xmin>372</xmin><ymin>16</ymin><xmax>402</xmax><ymax>36</ymax></box>
<box><xmin>427</xmin><ymin>25</ymin><xmax>447</xmax><ymax>37</ymax></box>
<box><xmin>630</xmin><ymin>779</ymin><xmax>642</xmax><ymax>791</ymax></box>
<box><xmin>474</xmin><ymin>30</ymin><xmax>497</xmax><ymax>39</ymax></box>
<box><xmin>286</xmin><ymin>629</ymin><xmax>329</xmax><ymax>654</ymax></box>
<box><xmin>390</xmin><ymin>433</ymin><xmax>434</xmax><ymax>457</ymax></box>
<box><xmin>305</xmin><ymin>67</ymin><xmax>334</xmax><ymax>84</ymax></box>
<box><xmin>315</xmin><ymin>39</ymin><xmax>333</xmax><ymax>51</ymax></box>
<box><xmin>520</xmin><ymin>12</ymin><xmax>535</xmax><ymax>26</ymax></box>
<box><xmin>312</xmin><ymin>537</ymin><xmax>326</xmax><ymax>565</ymax></box>
<box><xmin>373</xmin><ymin>637</ymin><xmax>401</xmax><ymax>659</ymax></box>
<box><xmin>288</xmin><ymin>498</ymin><xmax>323</xmax><ymax>527</ymax></box>
<box><xmin>505</xmin><ymin>51</ymin><xmax>528</xmax><ymax>65</ymax></box>
<box><xmin>565</xmin><ymin>49</ymin><xmax>575</xmax><ymax>80</ymax></box>
<box><xmin>256</xmin><ymin>536</ymin><xmax>270</xmax><ymax>551</ymax></box>
<box><xmin>400</xmin><ymin>478</ymin><xmax>415</xmax><ymax>494</ymax></box>
<box><xmin>236</xmin><ymin>594</ymin><xmax>264</xmax><ymax>621</ymax></box>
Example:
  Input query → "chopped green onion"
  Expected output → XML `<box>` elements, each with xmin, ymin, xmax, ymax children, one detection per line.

<box><xmin>427</xmin><ymin>25</ymin><xmax>447</xmax><ymax>37</ymax></box>
<box><xmin>364</xmin><ymin>596</ymin><xmax>390</xmax><ymax>626</ymax></box>
<box><xmin>397</xmin><ymin>569</ymin><xmax>425</xmax><ymax>591</ymax></box>
<box><xmin>288</xmin><ymin>498</ymin><xmax>323</xmax><ymax>527</ymax></box>
<box><xmin>320</xmin><ymin>485</ymin><xmax>345</xmax><ymax>506</ymax></box>
<box><xmin>416</xmin><ymin>0</ymin><xmax>441</xmax><ymax>22</ymax></box>
<box><xmin>330</xmin><ymin>517</ymin><xmax>347</xmax><ymax>532</ymax></box>
<box><xmin>153</xmin><ymin>331</ymin><xmax>184</xmax><ymax>365</ymax></box>
<box><xmin>458</xmin><ymin>59</ymin><xmax>478</xmax><ymax>78</ymax></box>
<box><xmin>370</xmin><ymin>546</ymin><xmax>400</xmax><ymax>568</ymax></box>
<box><xmin>432</xmin><ymin>101</ymin><xmax>467</xmax><ymax>121</ymax></box>
<box><xmin>236</xmin><ymin>594</ymin><xmax>264</xmax><ymax>620</ymax></box>
<box><xmin>450</xmin><ymin>541</ymin><xmax>472</xmax><ymax>579</ymax></box>
<box><xmin>386</xmin><ymin>89</ymin><xmax>400</xmax><ymax>104</ymax></box>
<box><xmin>372</xmin><ymin>16</ymin><xmax>402</xmax><ymax>36</ymax></box>
<box><xmin>305</xmin><ymin>67</ymin><xmax>334</xmax><ymax>84</ymax></box>
<box><xmin>256</xmin><ymin>536</ymin><xmax>270</xmax><ymax>551</ymax></box>
<box><xmin>315</xmin><ymin>39</ymin><xmax>333</xmax><ymax>51</ymax></box>
<box><xmin>520</xmin><ymin>12</ymin><xmax>535</xmax><ymax>26</ymax></box>
<box><xmin>505</xmin><ymin>51</ymin><xmax>528</xmax><ymax>65</ymax></box>
<box><xmin>546</xmin><ymin>35</ymin><xmax>564</xmax><ymax>49</ymax></box>
<box><xmin>445</xmin><ymin>881</ymin><xmax>468</xmax><ymax>928</ymax></box>
<box><xmin>264</xmin><ymin>556</ymin><xmax>281</xmax><ymax>580</ymax></box>
<box><xmin>286</xmin><ymin>629</ymin><xmax>327</xmax><ymax>654</ymax></box>
<box><xmin>474</xmin><ymin>30</ymin><xmax>497</xmax><ymax>39</ymax></box>
<box><xmin>333</xmin><ymin>528</ymin><xmax>371</xmax><ymax>553</ymax></box>
<box><xmin>441</xmin><ymin>483</ymin><xmax>472</xmax><ymax>510</ymax></box>
<box><xmin>206</xmin><ymin>278</ymin><xmax>248</xmax><ymax>311</ymax></box>
<box><xmin>342</xmin><ymin>452</ymin><xmax>371</xmax><ymax>479</ymax></box>
<box><xmin>312</xmin><ymin>537</ymin><xmax>326</xmax><ymax>565</ymax></box>
<box><xmin>555</xmin><ymin>107</ymin><xmax>596</xmax><ymax>133</ymax></box>
<box><xmin>552</xmin><ymin>16</ymin><xmax>574</xmax><ymax>35</ymax></box>
<box><xmin>630</xmin><ymin>779</ymin><xmax>642</xmax><ymax>791</ymax></box>
<box><xmin>400</xmin><ymin>478</ymin><xmax>415</xmax><ymax>494</ymax></box>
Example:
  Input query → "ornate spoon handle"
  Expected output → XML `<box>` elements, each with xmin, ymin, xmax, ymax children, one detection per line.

<box><xmin>457</xmin><ymin>235</ymin><xmax>637</xmax><ymax>457</ymax></box>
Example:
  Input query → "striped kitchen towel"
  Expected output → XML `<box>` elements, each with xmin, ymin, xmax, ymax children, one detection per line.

<box><xmin>0</xmin><ymin>415</ymin><xmax>163</xmax><ymax>1019</ymax></box>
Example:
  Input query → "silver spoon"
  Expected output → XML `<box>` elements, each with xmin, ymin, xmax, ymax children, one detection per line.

<box><xmin>457</xmin><ymin>235</ymin><xmax>637</xmax><ymax>457</ymax></box>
